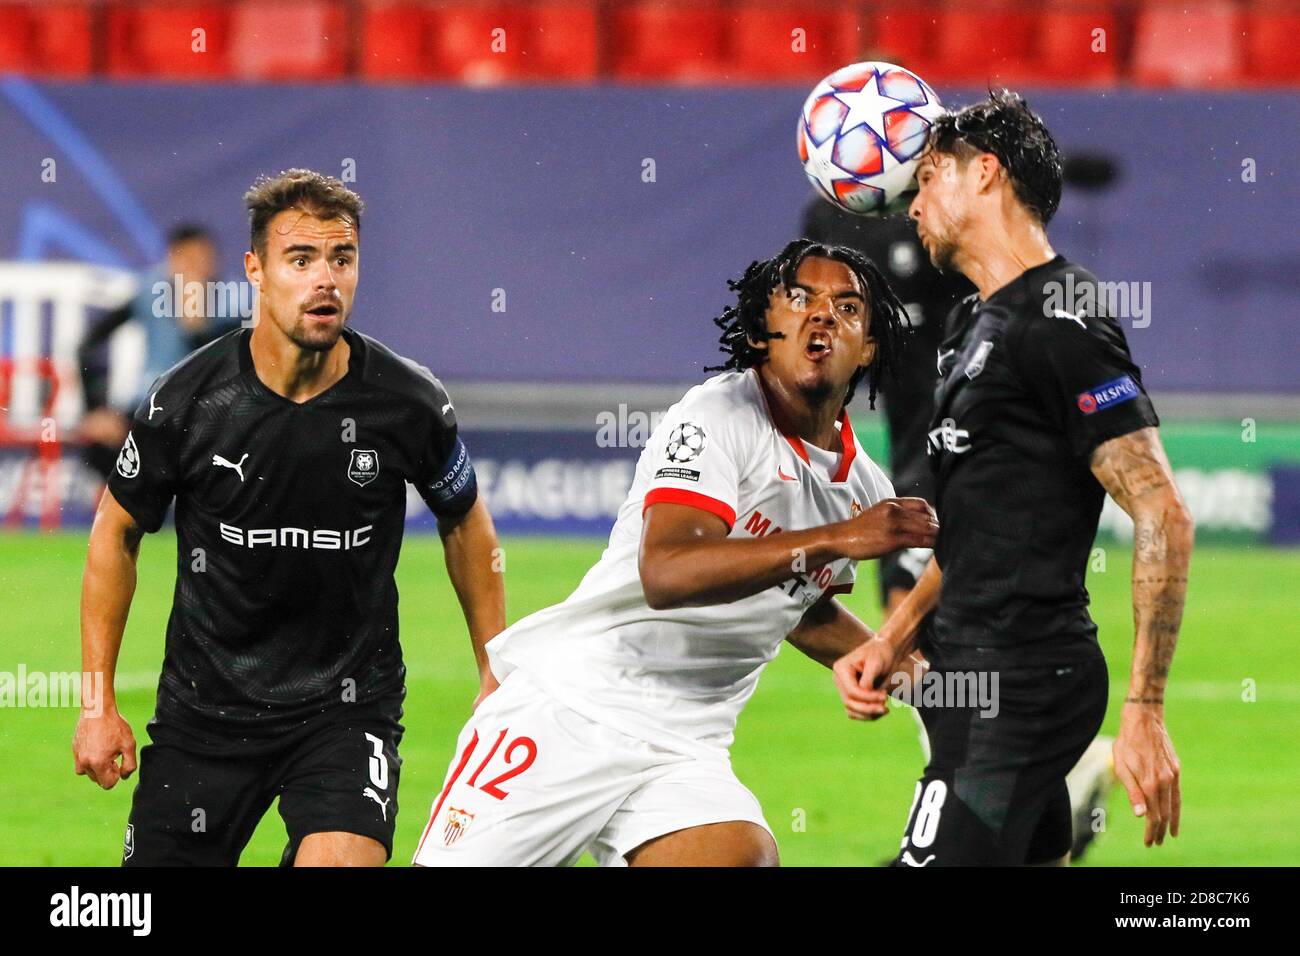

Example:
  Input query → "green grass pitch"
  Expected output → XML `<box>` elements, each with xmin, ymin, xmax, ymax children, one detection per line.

<box><xmin>1</xmin><ymin>532</ymin><xmax>1295</xmax><ymax>865</ymax></box>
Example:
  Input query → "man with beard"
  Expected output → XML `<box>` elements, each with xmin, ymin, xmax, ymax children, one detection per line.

<box><xmin>834</xmin><ymin>93</ymin><xmax>1193</xmax><ymax>865</ymax></box>
<box><xmin>75</xmin><ymin>169</ymin><xmax>504</xmax><ymax>866</ymax></box>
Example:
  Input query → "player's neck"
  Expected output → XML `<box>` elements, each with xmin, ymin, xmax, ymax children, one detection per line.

<box><xmin>758</xmin><ymin>368</ymin><xmax>842</xmax><ymax>451</ymax></box>
<box><xmin>249</xmin><ymin>319</ymin><xmax>351</xmax><ymax>403</ymax></box>
<box><xmin>959</xmin><ymin>218</ymin><xmax>1056</xmax><ymax>301</ymax></box>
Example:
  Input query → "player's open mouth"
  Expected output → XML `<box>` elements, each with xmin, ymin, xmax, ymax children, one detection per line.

<box><xmin>805</xmin><ymin>332</ymin><xmax>832</xmax><ymax>360</ymax></box>
<box><xmin>304</xmin><ymin>304</ymin><xmax>339</xmax><ymax>317</ymax></box>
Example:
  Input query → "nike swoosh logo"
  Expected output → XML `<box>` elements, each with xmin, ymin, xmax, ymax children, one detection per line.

<box><xmin>777</xmin><ymin>467</ymin><xmax>798</xmax><ymax>482</ymax></box>
<box><xmin>901</xmin><ymin>850</ymin><xmax>936</xmax><ymax>867</ymax></box>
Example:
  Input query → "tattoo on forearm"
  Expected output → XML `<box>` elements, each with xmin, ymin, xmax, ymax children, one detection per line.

<box><xmin>1091</xmin><ymin>428</ymin><xmax>1193</xmax><ymax>696</ymax></box>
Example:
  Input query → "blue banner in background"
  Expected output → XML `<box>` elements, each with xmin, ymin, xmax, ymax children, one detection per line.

<box><xmin>1</xmin><ymin>79</ymin><xmax>1297</xmax><ymax>393</ymax></box>
<box><xmin>406</xmin><ymin>430</ymin><xmax>638</xmax><ymax>537</ymax></box>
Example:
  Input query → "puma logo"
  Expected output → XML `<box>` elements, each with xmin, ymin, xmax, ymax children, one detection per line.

<box><xmin>363</xmin><ymin>787</ymin><xmax>390</xmax><ymax>820</ymax></box>
<box><xmin>147</xmin><ymin>392</ymin><xmax>163</xmax><ymax>420</ymax></box>
<box><xmin>900</xmin><ymin>850</ymin><xmax>936</xmax><ymax>867</ymax></box>
<box><xmin>211</xmin><ymin>453</ymin><xmax>249</xmax><ymax>482</ymax></box>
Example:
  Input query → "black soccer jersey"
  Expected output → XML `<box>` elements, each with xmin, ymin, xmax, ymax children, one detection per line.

<box><xmin>924</xmin><ymin>256</ymin><xmax>1158</xmax><ymax>667</ymax></box>
<box><xmin>107</xmin><ymin>327</ymin><xmax>477</xmax><ymax>747</ymax></box>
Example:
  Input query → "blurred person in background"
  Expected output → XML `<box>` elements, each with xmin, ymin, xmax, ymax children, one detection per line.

<box><xmin>77</xmin><ymin>224</ymin><xmax>239</xmax><ymax>479</ymax></box>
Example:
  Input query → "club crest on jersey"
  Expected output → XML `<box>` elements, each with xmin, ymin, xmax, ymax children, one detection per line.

<box><xmin>116</xmin><ymin>431</ymin><xmax>141</xmax><ymax>478</ymax></box>
<box><xmin>665</xmin><ymin>422</ymin><xmax>707</xmax><ymax>464</ymax></box>
<box><xmin>964</xmin><ymin>340</ymin><xmax>994</xmax><ymax>379</ymax></box>
<box><xmin>123</xmin><ymin>824</ymin><xmax>135</xmax><ymax>861</ymax></box>
<box><xmin>348</xmin><ymin>449</ymin><xmax>380</xmax><ymax>486</ymax></box>
<box><xmin>444</xmin><ymin>807</ymin><xmax>475</xmax><ymax>846</ymax></box>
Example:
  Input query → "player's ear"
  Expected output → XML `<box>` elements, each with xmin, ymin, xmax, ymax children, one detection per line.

<box><xmin>976</xmin><ymin>153</ymin><xmax>1002</xmax><ymax>194</ymax></box>
<box><xmin>244</xmin><ymin>249</ymin><xmax>262</xmax><ymax>289</ymax></box>
<box><xmin>859</xmin><ymin>336</ymin><xmax>877</xmax><ymax>369</ymax></box>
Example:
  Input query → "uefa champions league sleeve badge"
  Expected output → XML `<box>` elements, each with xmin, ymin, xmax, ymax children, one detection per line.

<box><xmin>116</xmin><ymin>431</ymin><xmax>141</xmax><ymax>479</ymax></box>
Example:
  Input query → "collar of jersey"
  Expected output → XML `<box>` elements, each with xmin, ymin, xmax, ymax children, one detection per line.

<box><xmin>751</xmin><ymin>369</ymin><xmax>857</xmax><ymax>483</ymax></box>
<box><xmin>239</xmin><ymin>327</ymin><xmax>361</xmax><ymax>405</ymax></box>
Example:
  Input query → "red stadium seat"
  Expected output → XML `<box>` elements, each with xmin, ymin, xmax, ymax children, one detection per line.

<box><xmin>610</xmin><ymin>3</ymin><xmax>729</xmax><ymax>82</ymax></box>
<box><xmin>529</xmin><ymin>3</ymin><xmax>598</xmax><ymax>81</ymax></box>
<box><xmin>928</xmin><ymin>4</ymin><xmax>1037</xmax><ymax>85</ymax></box>
<box><xmin>0</xmin><ymin>7</ymin><xmax>34</xmax><ymax>73</ymax></box>
<box><xmin>361</xmin><ymin>2</ymin><xmax>596</xmax><ymax>84</ymax></box>
<box><xmin>1025</xmin><ymin>2</ymin><xmax>1121</xmax><ymax>86</ymax></box>
<box><xmin>428</xmin><ymin>6</ymin><xmax>529</xmax><ymax>82</ymax></box>
<box><xmin>107</xmin><ymin>3</ymin><xmax>234</xmax><ymax>80</ymax></box>
<box><xmin>0</xmin><ymin>3</ymin><xmax>93</xmax><ymax>78</ymax></box>
<box><xmin>230</xmin><ymin>1</ymin><xmax>349</xmax><ymax>80</ymax></box>
<box><xmin>728</xmin><ymin>4</ymin><xmax>861</xmax><ymax>82</ymax></box>
<box><xmin>1242</xmin><ymin>3</ymin><xmax>1300</xmax><ymax>84</ymax></box>
<box><xmin>360</xmin><ymin>2</ymin><xmax>440</xmax><ymax>79</ymax></box>
<box><xmin>1132</xmin><ymin>1</ymin><xmax>1243</xmax><ymax>87</ymax></box>
<box><xmin>868</xmin><ymin>7</ymin><xmax>941</xmax><ymax>79</ymax></box>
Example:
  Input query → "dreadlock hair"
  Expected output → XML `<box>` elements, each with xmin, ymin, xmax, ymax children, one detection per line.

<box><xmin>706</xmin><ymin>238</ymin><xmax>911</xmax><ymax>410</ymax></box>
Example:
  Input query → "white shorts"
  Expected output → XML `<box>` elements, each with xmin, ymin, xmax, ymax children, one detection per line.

<box><xmin>411</xmin><ymin>670</ymin><xmax>771</xmax><ymax>866</ymax></box>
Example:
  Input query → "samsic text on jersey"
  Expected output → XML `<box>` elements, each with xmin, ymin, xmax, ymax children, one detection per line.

<box><xmin>925</xmin><ymin>256</ymin><xmax>1159</xmax><ymax>668</ymax></box>
<box><xmin>107</xmin><ymin>327</ymin><xmax>478</xmax><ymax>746</ymax></box>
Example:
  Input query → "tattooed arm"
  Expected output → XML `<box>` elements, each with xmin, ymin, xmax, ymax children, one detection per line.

<box><xmin>1090</xmin><ymin>426</ymin><xmax>1194</xmax><ymax>847</ymax></box>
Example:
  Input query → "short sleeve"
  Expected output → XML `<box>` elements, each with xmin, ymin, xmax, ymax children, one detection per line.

<box><xmin>1011</xmin><ymin>313</ymin><xmax>1159</xmax><ymax>459</ymax></box>
<box><xmin>641</xmin><ymin>392</ymin><xmax>750</xmax><ymax>531</ymax></box>
<box><xmin>106</xmin><ymin>392</ymin><xmax>178</xmax><ymax>533</ymax></box>
<box><xmin>413</xmin><ymin>382</ymin><xmax>479</xmax><ymax>519</ymax></box>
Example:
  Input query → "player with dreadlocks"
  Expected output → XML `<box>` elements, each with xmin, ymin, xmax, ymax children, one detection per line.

<box><xmin>709</xmin><ymin>237</ymin><xmax>910</xmax><ymax>411</ymax></box>
<box><xmin>414</xmin><ymin>239</ymin><xmax>937</xmax><ymax>867</ymax></box>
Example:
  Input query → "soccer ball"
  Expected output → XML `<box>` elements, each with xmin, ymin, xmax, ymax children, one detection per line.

<box><xmin>665</xmin><ymin>422</ymin><xmax>707</xmax><ymax>463</ymax></box>
<box><xmin>798</xmin><ymin>61</ymin><xmax>946</xmax><ymax>216</ymax></box>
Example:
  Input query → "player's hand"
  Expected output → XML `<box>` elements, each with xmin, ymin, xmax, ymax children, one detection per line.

<box><xmin>1113</xmin><ymin>704</ymin><xmax>1181</xmax><ymax>847</ymax></box>
<box><xmin>832</xmin><ymin>637</ymin><xmax>895</xmax><ymax>720</ymax></box>
<box><xmin>472</xmin><ymin>670</ymin><xmax>500</xmax><ymax>712</ymax></box>
<box><xmin>841</xmin><ymin>498</ymin><xmax>938</xmax><ymax>561</ymax></box>
<box><xmin>73</xmin><ymin>708</ymin><xmax>137</xmax><ymax>790</ymax></box>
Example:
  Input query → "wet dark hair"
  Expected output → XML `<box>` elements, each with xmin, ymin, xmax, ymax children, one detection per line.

<box><xmin>928</xmin><ymin>89</ymin><xmax>1063</xmax><ymax>224</ymax></box>
<box><xmin>243</xmin><ymin>168</ymin><xmax>364</xmax><ymax>258</ymax></box>
<box><xmin>707</xmin><ymin>238</ymin><xmax>911</xmax><ymax>409</ymax></box>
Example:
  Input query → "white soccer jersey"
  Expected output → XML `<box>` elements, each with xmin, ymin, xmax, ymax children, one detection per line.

<box><xmin>486</xmin><ymin>368</ymin><xmax>894</xmax><ymax>759</ymax></box>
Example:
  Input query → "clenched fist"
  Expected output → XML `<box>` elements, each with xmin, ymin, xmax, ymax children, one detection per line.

<box><xmin>840</xmin><ymin>497</ymin><xmax>938</xmax><ymax>561</ymax></box>
<box><xmin>73</xmin><ymin>709</ymin><xmax>137</xmax><ymax>790</ymax></box>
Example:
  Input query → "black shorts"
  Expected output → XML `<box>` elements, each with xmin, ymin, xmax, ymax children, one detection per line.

<box><xmin>892</xmin><ymin>654</ymin><xmax>1108</xmax><ymax>866</ymax></box>
<box><xmin>122</xmin><ymin>699</ymin><xmax>403</xmax><ymax>866</ymax></box>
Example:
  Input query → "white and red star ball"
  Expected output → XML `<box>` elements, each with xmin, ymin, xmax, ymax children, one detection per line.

<box><xmin>798</xmin><ymin>61</ymin><xmax>946</xmax><ymax>215</ymax></box>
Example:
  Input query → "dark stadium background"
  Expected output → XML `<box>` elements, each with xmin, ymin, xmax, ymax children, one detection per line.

<box><xmin>0</xmin><ymin>0</ymin><xmax>1296</xmax><ymax>866</ymax></box>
